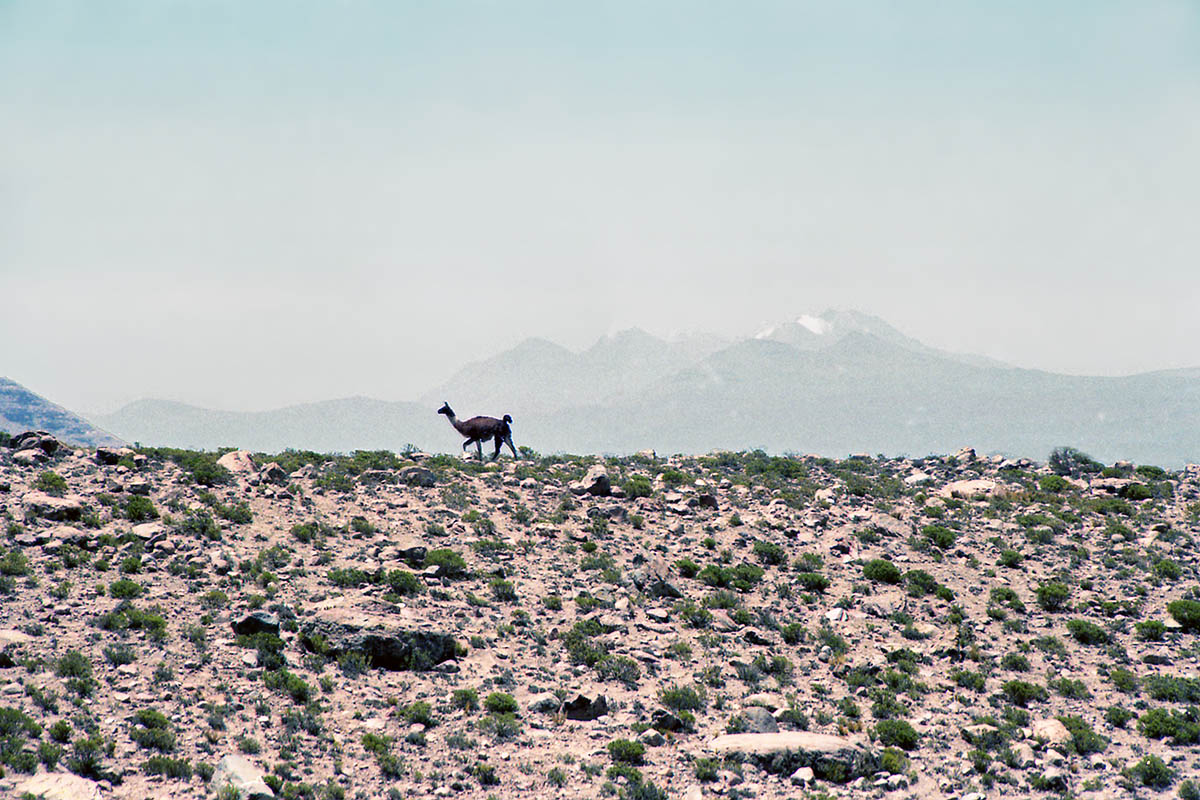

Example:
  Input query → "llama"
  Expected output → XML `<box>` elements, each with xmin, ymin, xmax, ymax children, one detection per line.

<box><xmin>437</xmin><ymin>402</ymin><xmax>518</xmax><ymax>461</ymax></box>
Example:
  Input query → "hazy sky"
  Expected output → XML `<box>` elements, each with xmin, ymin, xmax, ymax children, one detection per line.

<box><xmin>4</xmin><ymin>1</ymin><xmax>1198</xmax><ymax>414</ymax></box>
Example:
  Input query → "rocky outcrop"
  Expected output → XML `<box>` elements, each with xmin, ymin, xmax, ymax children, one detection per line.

<box><xmin>399</xmin><ymin>465</ymin><xmax>436</xmax><ymax>487</ymax></box>
<box><xmin>300</xmin><ymin>605</ymin><xmax>458</xmax><ymax>671</ymax></box>
<box><xmin>706</xmin><ymin>732</ymin><xmax>878</xmax><ymax>783</ymax></box>
<box><xmin>563</xmin><ymin>693</ymin><xmax>608</xmax><ymax>721</ymax></box>
<box><xmin>232</xmin><ymin>611</ymin><xmax>281</xmax><ymax>637</ymax></box>
<box><xmin>8</xmin><ymin>430</ymin><xmax>60</xmax><ymax>454</ymax></box>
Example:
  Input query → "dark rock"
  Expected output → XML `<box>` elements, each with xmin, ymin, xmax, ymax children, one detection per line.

<box><xmin>95</xmin><ymin>446</ymin><xmax>135</xmax><ymax>466</ymax></box>
<box><xmin>652</xmin><ymin>710</ymin><xmax>685</xmax><ymax>731</ymax></box>
<box><xmin>23</xmin><ymin>491</ymin><xmax>83</xmax><ymax>522</ymax></box>
<box><xmin>259</xmin><ymin>463</ymin><xmax>288</xmax><ymax>485</ymax></box>
<box><xmin>300</xmin><ymin>606</ymin><xmax>458</xmax><ymax>671</ymax></box>
<box><xmin>9</xmin><ymin>430</ymin><xmax>59</xmax><ymax>454</ymax></box>
<box><xmin>232</xmin><ymin>611</ymin><xmax>280</xmax><ymax>637</ymax></box>
<box><xmin>563</xmin><ymin>693</ymin><xmax>608</xmax><ymax>721</ymax></box>
<box><xmin>570</xmin><ymin>465</ymin><xmax>611</xmax><ymax>497</ymax></box>
<box><xmin>393</xmin><ymin>537</ymin><xmax>428</xmax><ymax>565</ymax></box>
<box><xmin>697</xmin><ymin>493</ymin><xmax>719</xmax><ymax>510</ymax></box>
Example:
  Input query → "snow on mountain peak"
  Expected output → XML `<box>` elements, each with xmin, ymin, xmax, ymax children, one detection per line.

<box><xmin>796</xmin><ymin>314</ymin><xmax>831</xmax><ymax>335</ymax></box>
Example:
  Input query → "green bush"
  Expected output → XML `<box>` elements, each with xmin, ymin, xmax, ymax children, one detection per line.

<box><xmin>921</xmin><ymin>525</ymin><xmax>956</xmax><ymax>549</ymax></box>
<box><xmin>796</xmin><ymin>572</ymin><xmax>829</xmax><ymax>593</ymax></box>
<box><xmin>874</xmin><ymin>719</ymin><xmax>919</xmax><ymax>750</ymax></box>
<box><xmin>659</xmin><ymin>684</ymin><xmax>705</xmax><ymax>712</ymax></box>
<box><xmin>1136</xmin><ymin>620</ymin><xmax>1166</xmax><ymax>641</ymax></box>
<box><xmin>35</xmin><ymin>471</ymin><xmax>68</xmax><ymax>495</ymax></box>
<box><xmin>1038</xmin><ymin>474</ymin><xmax>1070</xmax><ymax>493</ymax></box>
<box><xmin>607</xmin><ymin>738</ymin><xmax>645</xmax><ymax>765</ymax></box>
<box><xmin>1127</xmin><ymin>754</ymin><xmax>1175</xmax><ymax>789</ymax></box>
<box><xmin>862</xmin><ymin>559</ymin><xmax>902</xmax><ymax>584</ymax></box>
<box><xmin>1001</xmin><ymin>680</ymin><xmax>1047</xmax><ymax>707</ymax></box>
<box><xmin>484</xmin><ymin>692</ymin><xmax>518</xmax><ymax>715</ymax></box>
<box><xmin>450</xmin><ymin>688</ymin><xmax>479</xmax><ymax>711</ymax></box>
<box><xmin>109</xmin><ymin>578</ymin><xmax>144</xmax><ymax>600</ymax></box>
<box><xmin>622</xmin><ymin>475</ymin><xmax>653</xmax><ymax>499</ymax></box>
<box><xmin>1066</xmin><ymin>618</ymin><xmax>1108</xmax><ymax>645</ymax></box>
<box><xmin>904</xmin><ymin>570</ymin><xmax>938</xmax><ymax>596</ymax></box>
<box><xmin>124</xmin><ymin>496</ymin><xmax>158</xmax><ymax>522</ymax></box>
<box><xmin>1035</xmin><ymin>582</ymin><xmax>1070</xmax><ymax>612</ymax></box>
<box><xmin>1168</xmin><ymin>600</ymin><xmax>1200</xmax><ymax>632</ymax></box>
<box><xmin>753</xmin><ymin>541</ymin><xmax>787</xmax><ymax>566</ymax></box>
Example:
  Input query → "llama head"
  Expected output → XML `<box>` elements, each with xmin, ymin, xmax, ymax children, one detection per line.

<box><xmin>437</xmin><ymin>402</ymin><xmax>454</xmax><ymax>417</ymax></box>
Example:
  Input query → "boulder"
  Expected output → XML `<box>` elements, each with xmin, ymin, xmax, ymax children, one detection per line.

<box><xmin>23</xmin><ymin>491</ymin><xmax>84</xmax><ymax>522</ymax></box>
<box><xmin>629</xmin><ymin>558</ymin><xmax>683</xmax><ymax>600</ymax></box>
<box><xmin>527</xmin><ymin>693</ymin><xmax>562</xmax><ymax>713</ymax></box>
<box><xmin>570</xmin><ymin>465</ymin><xmax>611</xmax><ymax>497</ymax></box>
<box><xmin>0</xmin><ymin>628</ymin><xmax>33</xmax><ymax>668</ymax></box>
<box><xmin>217</xmin><ymin>450</ymin><xmax>257</xmax><ymax>474</ymax></box>
<box><xmin>213</xmin><ymin>754</ymin><xmax>275</xmax><ymax>799</ymax></box>
<box><xmin>392</xmin><ymin>536</ymin><xmax>428</xmax><ymax>565</ymax></box>
<box><xmin>259</xmin><ymin>462</ymin><xmax>288</xmax><ymax>485</ymax></box>
<box><xmin>300</xmin><ymin>605</ymin><xmax>457</xmax><ymax>671</ymax></box>
<box><xmin>697</xmin><ymin>493</ymin><xmax>719</xmax><ymax>510</ymax></box>
<box><xmin>13</xmin><ymin>449</ymin><xmax>47</xmax><ymax>465</ymax></box>
<box><xmin>125</xmin><ymin>476</ymin><xmax>152</xmax><ymax>495</ymax></box>
<box><xmin>1031</xmin><ymin>718</ymin><xmax>1072</xmax><ymax>747</ymax></box>
<box><xmin>563</xmin><ymin>693</ymin><xmax>608</xmax><ymax>721</ymax></box>
<box><xmin>707</xmin><ymin>732</ymin><xmax>878</xmax><ymax>783</ymax></box>
<box><xmin>16</xmin><ymin>773</ymin><xmax>102</xmax><ymax>800</ymax></box>
<box><xmin>940</xmin><ymin>479</ymin><xmax>1000</xmax><ymax>499</ymax></box>
<box><xmin>904</xmin><ymin>471</ymin><xmax>933</xmax><ymax>486</ymax></box>
<box><xmin>742</xmin><ymin>706</ymin><xmax>779</xmax><ymax>733</ymax></box>
<box><xmin>96</xmin><ymin>446</ymin><xmax>136</xmax><ymax>465</ymax></box>
<box><xmin>9</xmin><ymin>430</ymin><xmax>60</xmax><ymax>454</ymax></box>
<box><xmin>232</xmin><ymin>611</ymin><xmax>280</xmax><ymax>637</ymax></box>
<box><xmin>399</xmin><ymin>466</ymin><xmax>436</xmax><ymax>488</ymax></box>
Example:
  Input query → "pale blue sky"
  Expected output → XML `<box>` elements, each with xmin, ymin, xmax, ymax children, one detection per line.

<box><xmin>3</xmin><ymin>1</ymin><xmax>1198</xmax><ymax>412</ymax></box>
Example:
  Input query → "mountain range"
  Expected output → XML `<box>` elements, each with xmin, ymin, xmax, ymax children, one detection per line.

<box><xmin>6</xmin><ymin>310</ymin><xmax>1200</xmax><ymax>465</ymax></box>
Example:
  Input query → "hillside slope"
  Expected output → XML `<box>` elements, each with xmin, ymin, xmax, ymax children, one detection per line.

<box><xmin>0</xmin><ymin>442</ymin><xmax>1197</xmax><ymax>798</ymax></box>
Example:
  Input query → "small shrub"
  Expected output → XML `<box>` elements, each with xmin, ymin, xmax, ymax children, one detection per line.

<box><xmin>1168</xmin><ymin>599</ymin><xmax>1200</xmax><ymax>632</ymax></box>
<box><xmin>607</xmin><ymin>739</ymin><xmax>645</xmax><ymax>765</ymax></box>
<box><xmin>1067</xmin><ymin>618</ymin><xmax>1108</xmax><ymax>645</ymax></box>
<box><xmin>862</xmin><ymin>559</ymin><xmax>902</xmax><ymax>584</ymax></box>
<box><xmin>1035</xmin><ymin>582</ymin><xmax>1070</xmax><ymax>612</ymax></box>
<box><xmin>484</xmin><ymin>692</ymin><xmax>518</xmax><ymax>715</ymax></box>
<box><xmin>874</xmin><ymin>719</ymin><xmax>919</xmax><ymax>750</ymax></box>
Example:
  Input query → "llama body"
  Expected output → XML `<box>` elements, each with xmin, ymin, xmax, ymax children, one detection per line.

<box><xmin>437</xmin><ymin>402</ymin><xmax>518</xmax><ymax>461</ymax></box>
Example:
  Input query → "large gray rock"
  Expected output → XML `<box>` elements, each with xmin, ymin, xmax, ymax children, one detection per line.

<box><xmin>16</xmin><ymin>772</ymin><xmax>102</xmax><ymax>800</ymax></box>
<box><xmin>741</xmin><ymin>706</ymin><xmax>779</xmax><ymax>733</ymax></box>
<box><xmin>707</xmin><ymin>732</ymin><xmax>878</xmax><ymax>783</ymax></box>
<box><xmin>259</xmin><ymin>462</ymin><xmax>288</xmax><ymax>485</ymax></box>
<box><xmin>300</xmin><ymin>605</ymin><xmax>458</xmax><ymax>671</ymax></box>
<box><xmin>23</xmin><ymin>491</ymin><xmax>84</xmax><ymax>522</ymax></box>
<box><xmin>213</xmin><ymin>754</ymin><xmax>275</xmax><ymax>799</ymax></box>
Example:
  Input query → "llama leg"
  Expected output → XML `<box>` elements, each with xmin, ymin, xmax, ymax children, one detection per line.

<box><xmin>491</xmin><ymin>434</ymin><xmax>502</xmax><ymax>461</ymax></box>
<box><xmin>505</xmin><ymin>435</ymin><xmax>518</xmax><ymax>458</ymax></box>
<box><xmin>476</xmin><ymin>440</ymin><xmax>484</xmax><ymax>461</ymax></box>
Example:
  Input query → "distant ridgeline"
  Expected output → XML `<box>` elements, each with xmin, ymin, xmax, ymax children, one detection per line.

<box><xmin>10</xmin><ymin>311</ymin><xmax>1200</xmax><ymax>465</ymax></box>
<box><xmin>0</xmin><ymin>378</ymin><xmax>124</xmax><ymax>448</ymax></box>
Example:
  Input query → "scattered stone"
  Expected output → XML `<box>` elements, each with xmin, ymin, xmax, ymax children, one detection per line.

<box><xmin>260</xmin><ymin>462</ymin><xmax>288</xmax><ymax>484</ymax></box>
<box><xmin>96</xmin><ymin>446</ymin><xmax>136</xmax><ymax>465</ymax></box>
<box><xmin>941</xmin><ymin>478</ymin><xmax>999</xmax><ymax>499</ymax></box>
<box><xmin>1031</xmin><ymin>718</ymin><xmax>1072</xmax><ymax>747</ymax></box>
<box><xmin>741</xmin><ymin>706</ymin><xmax>779</xmax><ymax>733</ymax></box>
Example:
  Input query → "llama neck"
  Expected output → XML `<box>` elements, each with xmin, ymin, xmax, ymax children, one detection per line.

<box><xmin>445</xmin><ymin>413</ymin><xmax>468</xmax><ymax>434</ymax></box>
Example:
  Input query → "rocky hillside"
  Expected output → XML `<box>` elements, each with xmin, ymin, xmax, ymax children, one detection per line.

<box><xmin>0</xmin><ymin>439</ymin><xmax>1198</xmax><ymax>799</ymax></box>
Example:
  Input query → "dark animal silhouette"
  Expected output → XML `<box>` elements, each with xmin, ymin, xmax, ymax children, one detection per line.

<box><xmin>437</xmin><ymin>402</ymin><xmax>518</xmax><ymax>461</ymax></box>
